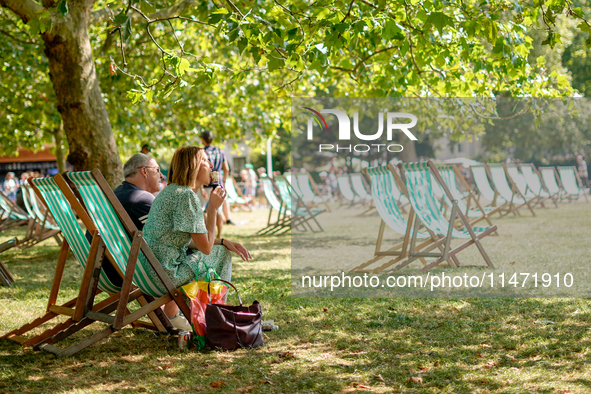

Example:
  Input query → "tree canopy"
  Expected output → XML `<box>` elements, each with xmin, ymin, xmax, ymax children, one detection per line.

<box><xmin>1</xmin><ymin>0</ymin><xmax>590</xmax><ymax>179</ymax></box>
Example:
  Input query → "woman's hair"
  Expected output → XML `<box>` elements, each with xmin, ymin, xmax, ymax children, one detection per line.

<box><xmin>168</xmin><ymin>146</ymin><xmax>205</xmax><ymax>188</ymax></box>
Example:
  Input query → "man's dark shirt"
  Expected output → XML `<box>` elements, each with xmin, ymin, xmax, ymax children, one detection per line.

<box><xmin>86</xmin><ymin>181</ymin><xmax>154</xmax><ymax>287</ymax></box>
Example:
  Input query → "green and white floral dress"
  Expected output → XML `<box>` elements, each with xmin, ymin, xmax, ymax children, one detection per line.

<box><xmin>140</xmin><ymin>183</ymin><xmax>232</xmax><ymax>294</ymax></box>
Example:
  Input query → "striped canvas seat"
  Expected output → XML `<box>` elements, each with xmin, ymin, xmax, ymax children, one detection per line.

<box><xmin>558</xmin><ymin>166</ymin><xmax>588</xmax><ymax>202</ymax></box>
<box><xmin>438</xmin><ymin>166</ymin><xmax>496</xmax><ymax>217</ymax></box>
<box><xmin>519</xmin><ymin>164</ymin><xmax>558</xmax><ymax>208</ymax></box>
<box><xmin>350</xmin><ymin>173</ymin><xmax>373</xmax><ymax>203</ymax></box>
<box><xmin>337</xmin><ymin>174</ymin><xmax>360</xmax><ymax>204</ymax></box>
<box><xmin>32</xmin><ymin>177</ymin><xmax>120</xmax><ymax>294</ymax></box>
<box><xmin>402</xmin><ymin>163</ymin><xmax>491</xmax><ymax>239</ymax></box>
<box><xmin>225</xmin><ymin>176</ymin><xmax>252</xmax><ymax>206</ymax></box>
<box><xmin>471</xmin><ymin>165</ymin><xmax>507</xmax><ymax>205</ymax></box>
<box><xmin>488</xmin><ymin>164</ymin><xmax>536</xmax><ymax>216</ymax></box>
<box><xmin>67</xmin><ymin>171</ymin><xmax>165</xmax><ymax>297</ymax></box>
<box><xmin>256</xmin><ymin>177</ymin><xmax>290</xmax><ymax>236</ymax></box>
<box><xmin>0</xmin><ymin>191</ymin><xmax>29</xmax><ymax>229</ymax></box>
<box><xmin>505</xmin><ymin>165</ymin><xmax>537</xmax><ymax>200</ymax></box>
<box><xmin>275</xmin><ymin>176</ymin><xmax>324</xmax><ymax>232</ymax></box>
<box><xmin>367</xmin><ymin>166</ymin><xmax>428</xmax><ymax>238</ymax></box>
<box><xmin>540</xmin><ymin>167</ymin><xmax>562</xmax><ymax>196</ymax></box>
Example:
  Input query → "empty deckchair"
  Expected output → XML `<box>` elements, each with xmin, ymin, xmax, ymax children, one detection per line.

<box><xmin>390</xmin><ymin>161</ymin><xmax>497</xmax><ymax>273</ymax></box>
<box><xmin>0</xmin><ymin>190</ymin><xmax>30</xmax><ymax>231</ymax></box>
<box><xmin>296</xmin><ymin>172</ymin><xmax>332</xmax><ymax>212</ymax></box>
<box><xmin>470</xmin><ymin>165</ymin><xmax>507</xmax><ymax>210</ymax></box>
<box><xmin>337</xmin><ymin>174</ymin><xmax>362</xmax><ymax>207</ymax></box>
<box><xmin>349</xmin><ymin>173</ymin><xmax>375</xmax><ymax>215</ymax></box>
<box><xmin>17</xmin><ymin>183</ymin><xmax>63</xmax><ymax>248</ymax></box>
<box><xmin>437</xmin><ymin>165</ymin><xmax>500</xmax><ymax>228</ymax></box>
<box><xmin>256</xmin><ymin>177</ymin><xmax>291</xmax><ymax>235</ymax></box>
<box><xmin>1</xmin><ymin>175</ymin><xmax>132</xmax><ymax>348</ymax></box>
<box><xmin>519</xmin><ymin>164</ymin><xmax>558</xmax><ymax>208</ymax></box>
<box><xmin>505</xmin><ymin>164</ymin><xmax>542</xmax><ymax>207</ymax></box>
<box><xmin>34</xmin><ymin>170</ymin><xmax>189</xmax><ymax>357</ymax></box>
<box><xmin>225</xmin><ymin>176</ymin><xmax>252</xmax><ymax>210</ymax></box>
<box><xmin>275</xmin><ymin>176</ymin><xmax>324</xmax><ymax>232</ymax></box>
<box><xmin>350</xmin><ymin>165</ymin><xmax>440</xmax><ymax>273</ymax></box>
<box><xmin>487</xmin><ymin>164</ymin><xmax>536</xmax><ymax>216</ymax></box>
<box><xmin>539</xmin><ymin>166</ymin><xmax>567</xmax><ymax>202</ymax></box>
<box><xmin>558</xmin><ymin>166</ymin><xmax>588</xmax><ymax>202</ymax></box>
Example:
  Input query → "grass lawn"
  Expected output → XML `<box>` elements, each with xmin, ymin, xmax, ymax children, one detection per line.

<box><xmin>1</xmin><ymin>201</ymin><xmax>591</xmax><ymax>394</ymax></box>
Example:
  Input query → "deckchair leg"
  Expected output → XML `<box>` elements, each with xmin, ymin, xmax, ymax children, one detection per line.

<box><xmin>113</xmin><ymin>232</ymin><xmax>143</xmax><ymax>331</ymax></box>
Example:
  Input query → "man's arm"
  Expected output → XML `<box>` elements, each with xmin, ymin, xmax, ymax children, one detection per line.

<box><xmin>222</xmin><ymin>160</ymin><xmax>229</xmax><ymax>182</ymax></box>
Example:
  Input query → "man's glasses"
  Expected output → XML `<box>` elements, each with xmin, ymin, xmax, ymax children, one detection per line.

<box><xmin>140</xmin><ymin>166</ymin><xmax>161</xmax><ymax>173</ymax></box>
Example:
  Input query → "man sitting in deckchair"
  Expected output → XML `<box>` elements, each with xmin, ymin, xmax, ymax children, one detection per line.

<box><xmin>86</xmin><ymin>153</ymin><xmax>191</xmax><ymax>331</ymax></box>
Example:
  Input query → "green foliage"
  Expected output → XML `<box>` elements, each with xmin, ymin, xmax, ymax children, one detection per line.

<box><xmin>2</xmin><ymin>0</ymin><xmax>591</xmax><ymax>159</ymax></box>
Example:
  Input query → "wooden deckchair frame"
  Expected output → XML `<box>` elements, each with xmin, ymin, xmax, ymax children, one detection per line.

<box><xmin>255</xmin><ymin>177</ymin><xmax>291</xmax><ymax>236</ymax></box>
<box><xmin>349</xmin><ymin>165</ymin><xmax>446</xmax><ymax>273</ymax></box>
<box><xmin>0</xmin><ymin>191</ymin><xmax>30</xmax><ymax>232</ymax></box>
<box><xmin>518</xmin><ymin>163</ymin><xmax>559</xmax><ymax>208</ymax></box>
<box><xmin>557</xmin><ymin>166</ymin><xmax>589</xmax><ymax>203</ymax></box>
<box><xmin>32</xmin><ymin>170</ymin><xmax>189</xmax><ymax>357</ymax></box>
<box><xmin>470</xmin><ymin>165</ymin><xmax>507</xmax><ymax>212</ymax></box>
<box><xmin>275</xmin><ymin>175</ymin><xmax>324</xmax><ymax>233</ymax></box>
<box><xmin>486</xmin><ymin>164</ymin><xmax>536</xmax><ymax>217</ymax></box>
<box><xmin>437</xmin><ymin>164</ymin><xmax>502</xmax><ymax>229</ymax></box>
<box><xmin>17</xmin><ymin>182</ymin><xmax>63</xmax><ymax>249</ymax></box>
<box><xmin>540</xmin><ymin>166</ymin><xmax>573</xmax><ymax>203</ymax></box>
<box><xmin>387</xmin><ymin>161</ymin><xmax>497</xmax><ymax>273</ymax></box>
<box><xmin>296</xmin><ymin>171</ymin><xmax>332</xmax><ymax>212</ymax></box>
<box><xmin>349</xmin><ymin>173</ymin><xmax>376</xmax><ymax>216</ymax></box>
<box><xmin>2</xmin><ymin>175</ymin><xmax>165</xmax><ymax>351</ymax></box>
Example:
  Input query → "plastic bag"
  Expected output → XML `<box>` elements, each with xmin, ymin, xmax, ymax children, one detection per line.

<box><xmin>180</xmin><ymin>265</ymin><xmax>228</xmax><ymax>350</ymax></box>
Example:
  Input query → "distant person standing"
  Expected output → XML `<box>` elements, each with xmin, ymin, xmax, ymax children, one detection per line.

<box><xmin>577</xmin><ymin>155</ymin><xmax>589</xmax><ymax>189</ymax></box>
<box><xmin>141</xmin><ymin>144</ymin><xmax>151</xmax><ymax>155</ymax></box>
<box><xmin>200</xmin><ymin>130</ymin><xmax>233</xmax><ymax>236</ymax></box>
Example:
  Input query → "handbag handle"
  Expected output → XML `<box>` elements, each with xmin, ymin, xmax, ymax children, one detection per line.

<box><xmin>207</xmin><ymin>278</ymin><xmax>243</xmax><ymax>306</ymax></box>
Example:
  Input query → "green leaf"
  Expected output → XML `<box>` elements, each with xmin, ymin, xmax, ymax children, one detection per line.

<box><xmin>122</xmin><ymin>18</ymin><xmax>132</xmax><ymax>42</ymax></box>
<box><xmin>139</xmin><ymin>1</ymin><xmax>157</xmax><ymax>15</ymax></box>
<box><xmin>28</xmin><ymin>18</ymin><xmax>40</xmax><ymax>35</ymax></box>
<box><xmin>383</xmin><ymin>20</ymin><xmax>404</xmax><ymax>40</ymax></box>
<box><xmin>177</xmin><ymin>58</ymin><xmax>191</xmax><ymax>76</ymax></box>
<box><xmin>267</xmin><ymin>56</ymin><xmax>284</xmax><ymax>72</ymax></box>
<box><xmin>314</xmin><ymin>7</ymin><xmax>331</xmax><ymax>20</ymax></box>
<box><xmin>57</xmin><ymin>0</ymin><xmax>68</xmax><ymax>17</ymax></box>
<box><xmin>113</xmin><ymin>11</ymin><xmax>128</xmax><ymax>26</ymax></box>
<box><xmin>424</xmin><ymin>12</ymin><xmax>454</xmax><ymax>36</ymax></box>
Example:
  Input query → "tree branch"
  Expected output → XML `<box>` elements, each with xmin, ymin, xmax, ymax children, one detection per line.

<box><xmin>0</xmin><ymin>0</ymin><xmax>44</xmax><ymax>23</ymax></box>
<box><xmin>90</xmin><ymin>0</ymin><xmax>196</xmax><ymax>25</ymax></box>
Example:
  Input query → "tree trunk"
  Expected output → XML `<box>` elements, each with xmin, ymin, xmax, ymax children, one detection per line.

<box><xmin>53</xmin><ymin>121</ymin><xmax>66</xmax><ymax>173</ymax></box>
<box><xmin>42</xmin><ymin>1</ymin><xmax>122</xmax><ymax>187</ymax></box>
<box><xmin>400</xmin><ymin>139</ymin><xmax>418</xmax><ymax>162</ymax></box>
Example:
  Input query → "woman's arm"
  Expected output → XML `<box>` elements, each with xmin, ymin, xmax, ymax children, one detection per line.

<box><xmin>190</xmin><ymin>187</ymin><xmax>225</xmax><ymax>255</ymax></box>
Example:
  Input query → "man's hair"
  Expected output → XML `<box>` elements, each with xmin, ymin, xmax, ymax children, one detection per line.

<box><xmin>168</xmin><ymin>146</ymin><xmax>205</xmax><ymax>188</ymax></box>
<box><xmin>123</xmin><ymin>153</ymin><xmax>153</xmax><ymax>178</ymax></box>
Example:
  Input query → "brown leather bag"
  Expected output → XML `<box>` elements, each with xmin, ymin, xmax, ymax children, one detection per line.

<box><xmin>205</xmin><ymin>279</ymin><xmax>264</xmax><ymax>350</ymax></box>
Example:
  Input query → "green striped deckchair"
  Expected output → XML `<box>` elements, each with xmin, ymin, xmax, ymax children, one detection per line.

<box><xmin>225</xmin><ymin>176</ymin><xmax>252</xmax><ymax>210</ymax></box>
<box><xmin>470</xmin><ymin>165</ymin><xmax>507</xmax><ymax>209</ymax></box>
<box><xmin>487</xmin><ymin>164</ymin><xmax>536</xmax><ymax>216</ymax></box>
<box><xmin>256</xmin><ymin>176</ymin><xmax>291</xmax><ymax>235</ymax></box>
<box><xmin>337</xmin><ymin>174</ymin><xmax>362</xmax><ymax>207</ymax></box>
<box><xmin>392</xmin><ymin>161</ymin><xmax>497</xmax><ymax>273</ymax></box>
<box><xmin>0</xmin><ymin>190</ymin><xmax>30</xmax><ymax>231</ymax></box>
<box><xmin>436</xmin><ymin>165</ymin><xmax>500</xmax><ymax>228</ymax></box>
<box><xmin>285</xmin><ymin>173</ymin><xmax>303</xmax><ymax>199</ymax></box>
<box><xmin>539</xmin><ymin>166</ymin><xmax>569</xmax><ymax>202</ymax></box>
<box><xmin>558</xmin><ymin>166</ymin><xmax>589</xmax><ymax>202</ymax></box>
<box><xmin>349</xmin><ymin>173</ymin><xmax>376</xmax><ymax>215</ymax></box>
<box><xmin>519</xmin><ymin>163</ymin><xmax>559</xmax><ymax>208</ymax></box>
<box><xmin>296</xmin><ymin>172</ymin><xmax>332</xmax><ymax>212</ymax></box>
<box><xmin>275</xmin><ymin>176</ymin><xmax>324</xmax><ymax>232</ymax></box>
<box><xmin>505</xmin><ymin>164</ymin><xmax>541</xmax><ymax>207</ymax></box>
<box><xmin>2</xmin><ymin>175</ymin><xmax>124</xmax><ymax>348</ymax></box>
<box><xmin>31</xmin><ymin>170</ymin><xmax>187</xmax><ymax>357</ymax></box>
<box><xmin>350</xmin><ymin>165</ymin><xmax>439</xmax><ymax>273</ymax></box>
<box><xmin>17</xmin><ymin>183</ymin><xmax>63</xmax><ymax>248</ymax></box>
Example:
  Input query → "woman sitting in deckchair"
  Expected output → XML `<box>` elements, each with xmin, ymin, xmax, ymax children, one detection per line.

<box><xmin>142</xmin><ymin>146</ymin><xmax>252</xmax><ymax>322</ymax></box>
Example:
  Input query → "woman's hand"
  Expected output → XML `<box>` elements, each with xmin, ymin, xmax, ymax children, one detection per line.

<box><xmin>223</xmin><ymin>240</ymin><xmax>252</xmax><ymax>261</ymax></box>
<box><xmin>208</xmin><ymin>186</ymin><xmax>226</xmax><ymax>211</ymax></box>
